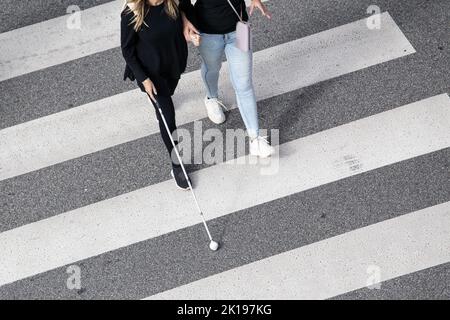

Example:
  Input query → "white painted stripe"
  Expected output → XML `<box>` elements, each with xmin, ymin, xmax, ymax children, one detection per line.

<box><xmin>0</xmin><ymin>93</ymin><xmax>449</xmax><ymax>287</ymax></box>
<box><xmin>147</xmin><ymin>201</ymin><xmax>450</xmax><ymax>300</ymax></box>
<box><xmin>0</xmin><ymin>13</ymin><xmax>415</xmax><ymax>181</ymax></box>
<box><xmin>0</xmin><ymin>0</ymin><xmax>265</xmax><ymax>81</ymax></box>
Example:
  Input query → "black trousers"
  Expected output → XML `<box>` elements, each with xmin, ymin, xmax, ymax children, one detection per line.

<box><xmin>149</xmin><ymin>94</ymin><xmax>181</xmax><ymax>167</ymax></box>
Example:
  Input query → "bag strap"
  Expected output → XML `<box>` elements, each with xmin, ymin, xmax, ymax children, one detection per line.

<box><xmin>227</xmin><ymin>0</ymin><xmax>244</xmax><ymax>22</ymax></box>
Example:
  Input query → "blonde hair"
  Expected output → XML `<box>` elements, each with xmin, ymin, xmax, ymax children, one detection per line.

<box><xmin>124</xmin><ymin>0</ymin><xmax>179</xmax><ymax>32</ymax></box>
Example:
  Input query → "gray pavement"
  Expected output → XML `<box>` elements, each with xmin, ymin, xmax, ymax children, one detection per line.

<box><xmin>333</xmin><ymin>262</ymin><xmax>450</xmax><ymax>300</ymax></box>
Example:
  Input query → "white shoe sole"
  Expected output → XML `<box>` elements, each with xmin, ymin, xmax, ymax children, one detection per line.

<box><xmin>170</xmin><ymin>170</ymin><xmax>191</xmax><ymax>191</ymax></box>
<box><xmin>207</xmin><ymin>113</ymin><xmax>226</xmax><ymax>125</ymax></box>
<box><xmin>250</xmin><ymin>145</ymin><xmax>275</xmax><ymax>158</ymax></box>
<box><xmin>250</xmin><ymin>150</ymin><xmax>274</xmax><ymax>158</ymax></box>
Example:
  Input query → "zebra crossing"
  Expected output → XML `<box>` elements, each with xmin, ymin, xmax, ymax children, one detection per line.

<box><xmin>148</xmin><ymin>202</ymin><xmax>450</xmax><ymax>299</ymax></box>
<box><xmin>0</xmin><ymin>12</ymin><xmax>415</xmax><ymax>181</ymax></box>
<box><xmin>0</xmin><ymin>0</ymin><xmax>449</xmax><ymax>299</ymax></box>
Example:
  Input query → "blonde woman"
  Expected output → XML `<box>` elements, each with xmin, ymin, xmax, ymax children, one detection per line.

<box><xmin>121</xmin><ymin>0</ymin><xmax>191</xmax><ymax>190</ymax></box>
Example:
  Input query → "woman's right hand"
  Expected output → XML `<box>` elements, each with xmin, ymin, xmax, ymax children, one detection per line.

<box><xmin>190</xmin><ymin>32</ymin><xmax>201</xmax><ymax>47</ymax></box>
<box><xmin>181</xmin><ymin>13</ymin><xmax>200</xmax><ymax>43</ymax></box>
<box><xmin>143</xmin><ymin>78</ymin><xmax>157</xmax><ymax>102</ymax></box>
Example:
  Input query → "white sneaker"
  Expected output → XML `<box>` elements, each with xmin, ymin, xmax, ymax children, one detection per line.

<box><xmin>249</xmin><ymin>136</ymin><xmax>275</xmax><ymax>158</ymax></box>
<box><xmin>204</xmin><ymin>97</ymin><xmax>227</xmax><ymax>124</ymax></box>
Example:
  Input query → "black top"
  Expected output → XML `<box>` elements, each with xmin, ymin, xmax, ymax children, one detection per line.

<box><xmin>179</xmin><ymin>0</ymin><xmax>248</xmax><ymax>34</ymax></box>
<box><xmin>120</xmin><ymin>3</ymin><xmax>188</xmax><ymax>96</ymax></box>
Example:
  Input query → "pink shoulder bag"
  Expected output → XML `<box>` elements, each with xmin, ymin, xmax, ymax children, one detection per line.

<box><xmin>227</xmin><ymin>0</ymin><xmax>251</xmax><ymax>52</ymax></box>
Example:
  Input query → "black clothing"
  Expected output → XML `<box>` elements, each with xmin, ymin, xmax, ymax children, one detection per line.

<box><xmin>120</xmin><ymin>3</ymin><xmax>186</xmax><ymax>166</ymax></box>
<box><xmin>171</xmin><ymin>165</ymin><xmax>191</xmax><ymax>190</ymax></box>
<box><xmin>150</xmin><ymin>94</ymin><xmax>181</xmax><ymax>168</ymax></box>
<box><xmin>120</xmin><ymin>2</ymin><xmax>188</xmax><ymax>96</ymax></box>
<box><xmin>179</xmin><ymin>0</ymin><xmax>248</xmax><ymax>34</ymax></box>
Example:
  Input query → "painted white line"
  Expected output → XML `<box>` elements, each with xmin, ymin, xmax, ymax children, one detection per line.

<box><xmin>0</xmin><ymin>0</ymin><xmax>265</xmax><ymax>81</ymax></box>
<box><xmin>147</xmin><ymin>201</ymin><xmax>450</xmax><ymax>300</ymax></box>
<box><xmin>0</xmin><ymin>13</ymin><xmax>415</xmax><ymax>181</ymax></box>
<box><xmin>0</xmin><ymin>93</ymin><xmax>449</xmax><ymax>287</ymax></box>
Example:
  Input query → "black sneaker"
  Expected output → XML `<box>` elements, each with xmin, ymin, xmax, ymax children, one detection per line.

<box><xmin>171</xmin><ymin>166</ymin><xmax>191</xmax><ymax>190</ymax></box>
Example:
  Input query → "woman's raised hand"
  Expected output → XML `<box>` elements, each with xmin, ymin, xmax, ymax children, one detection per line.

<box><xmin>143</xmin><ymin>78</ymin><xmax>158</xmax><ymax>102</ymax></box>
<box><xmin>249</xmin><ymin>0</ymin><xmax>272</xmax><ymax>19</ymax></box>
<box><xmin>181</xmin><ymin>13</ymin><xmax>200</xmax><ymax>43</ymax></box>
<box><xmin>190</xmin><ymin>32</ymin><xmax>201</xmax><ymax>47</ymax></box>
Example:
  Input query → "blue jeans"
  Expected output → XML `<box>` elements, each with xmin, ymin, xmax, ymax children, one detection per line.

<box><xmin>199</xmin><ymin>31</ymin><xmax>259</xmax><ymax>138</ymax></box>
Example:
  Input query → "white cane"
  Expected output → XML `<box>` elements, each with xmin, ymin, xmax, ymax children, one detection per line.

<box><xmin>147</xmin><ymin>95</ymin><xmax>219</xmax><ymax>251</ymax></box>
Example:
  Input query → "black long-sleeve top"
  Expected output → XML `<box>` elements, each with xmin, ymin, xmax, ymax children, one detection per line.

<box><xmin>179</xmin><ymin>0</ymin><xmax>248</xmax><ymax>34</ymax></box>
<box><xmin>120</xmin><ymin>2</ymin><xmax>188</xmax><ymax>96</ymax></box>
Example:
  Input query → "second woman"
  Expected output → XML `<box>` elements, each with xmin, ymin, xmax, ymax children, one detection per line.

<box><xmin>180</xmin><ymin>0</ymin><xmax>275</xmax><ymax>158</ymax></box>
